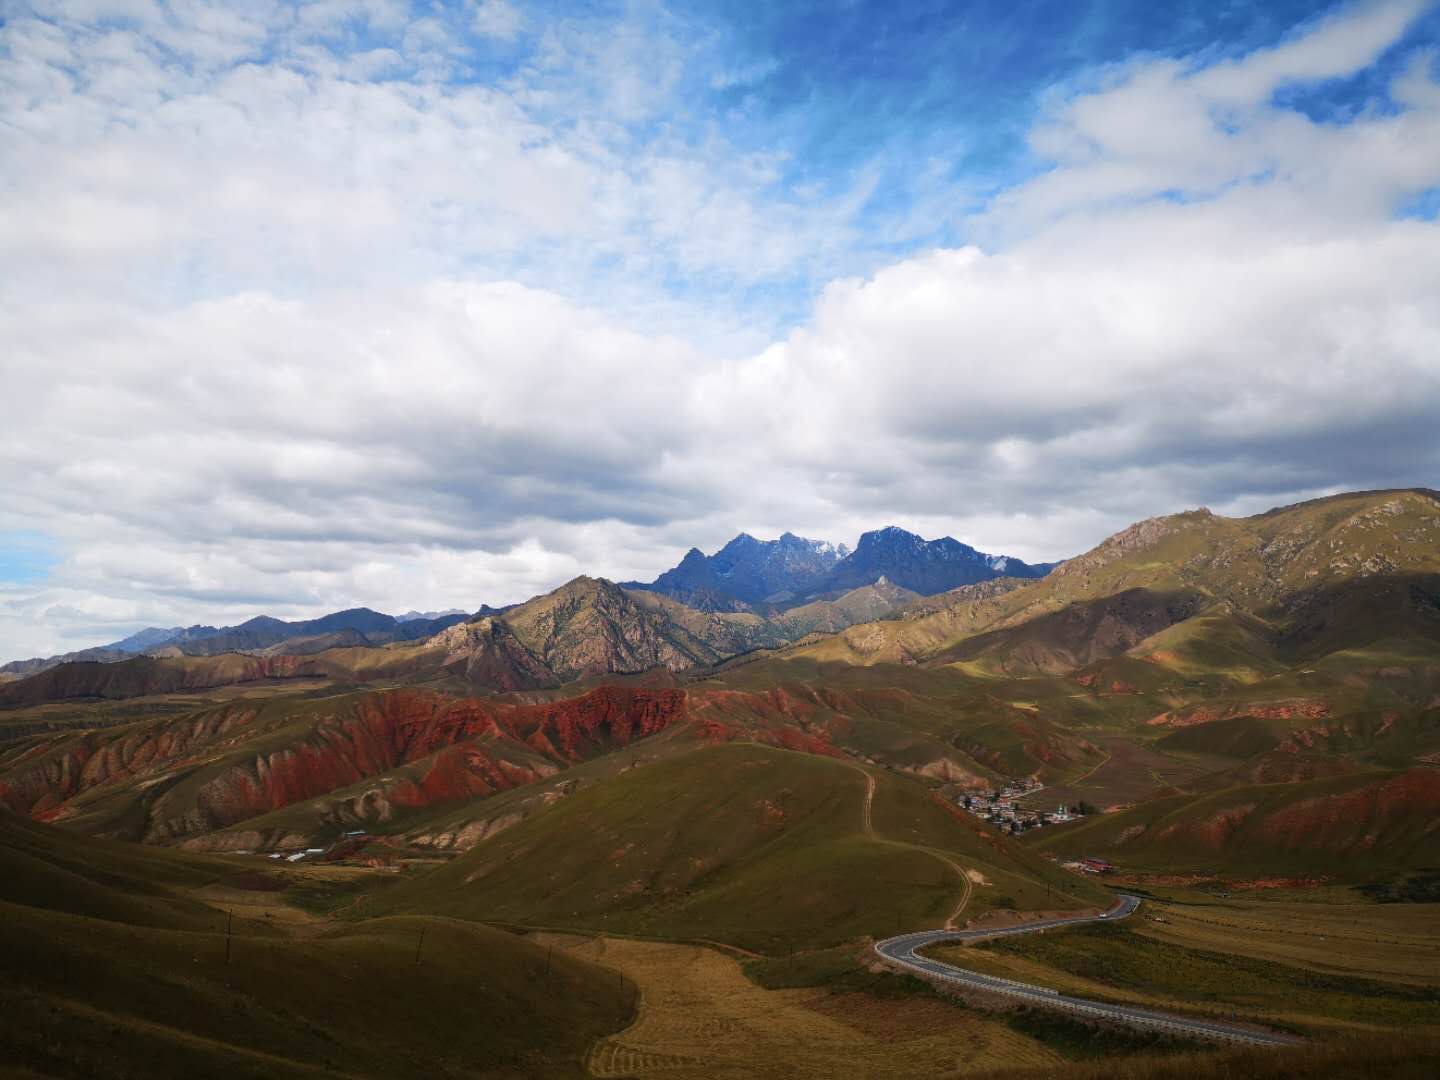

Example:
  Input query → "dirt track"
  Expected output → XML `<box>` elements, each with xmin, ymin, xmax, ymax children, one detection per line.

<box><xmin>853</xmin><ymin>764</ymin><xmax>972</xmax><ymax>930</ymax></box>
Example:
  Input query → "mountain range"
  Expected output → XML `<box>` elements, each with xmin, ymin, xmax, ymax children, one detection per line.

<box><xmin>625</xmin><ymin>525</ymin><xmax>1050</xmax><ymax>611</ymax></box>
<box><xmin>2</xmin><ymin>488</ymin><xmax>1437</xmax><ymax>867</ymax></box>
<box><xmin>3</xmin><ymin>487</ymin><xmax>1439</xmax><ymax>1078</ymax></box>
<box><xmin>0</xmin><ymin>607</ymin><xmax>470</xmax><ymax>677</ymax></box>
<box><xmin>1</xmin><ymin>525</ymin><xmax>1049</xmax><ymax>677</ymax></box>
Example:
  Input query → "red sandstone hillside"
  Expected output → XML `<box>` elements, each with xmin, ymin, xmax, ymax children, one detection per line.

<box><xmin>0</xmin><ymin>685</ymin><xmax>693</xmax><ymax>845</ymax></box>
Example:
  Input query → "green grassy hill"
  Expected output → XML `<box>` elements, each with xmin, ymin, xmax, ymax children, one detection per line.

<box><xmin>1027</xmin><ymin>768</ymin><xmax>1440</xmax><ymax>881</ymax></box>
<box><xmin>0</xmin><ymin>810</ymin><xmax>628</xmax><ymax>1078</ymax></box>
<box><xmin>367</xmin><ymin>742</ymin><xmax>1110</xmax><ymax>951</ymax></box>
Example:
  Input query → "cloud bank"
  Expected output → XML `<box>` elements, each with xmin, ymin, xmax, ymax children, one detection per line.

<box><xmin>2</xmin><ymin>0</ymin><xmax>1438</xmax><ymax>659</ymax></box>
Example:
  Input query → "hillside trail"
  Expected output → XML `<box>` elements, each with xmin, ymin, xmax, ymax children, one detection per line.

<box><xmin>847</xmin><ymin>763</ymin><xmax>972</xmax><ymax>931</ymax></box>
<box><xmin>1063</xmin><ymin>747</ymin><xmax>1114</xmax><ymax>789</ymax></box>
<box><xmin>859</xmin><ymin>770</ymin><xmax>876</xmax><ymax>837</ymax></box>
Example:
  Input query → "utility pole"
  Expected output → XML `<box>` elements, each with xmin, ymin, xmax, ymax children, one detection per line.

<box><xmin>415</xmin><ymin>927</ymin><xmax>426</xmax><ymax>965</ymax></box>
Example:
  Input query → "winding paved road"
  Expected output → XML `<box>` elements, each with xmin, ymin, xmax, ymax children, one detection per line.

<box><xmin>874</xmin><ymin>894</ymin><xmax>1303</xmax><ymax>1047</ymax></box>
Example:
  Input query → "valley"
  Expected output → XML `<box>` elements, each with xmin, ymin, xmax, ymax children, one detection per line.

<box><xmin>2</xmin><ymin>489</ymin><xmax>1439</xmax><ymax>1077</ymax></box>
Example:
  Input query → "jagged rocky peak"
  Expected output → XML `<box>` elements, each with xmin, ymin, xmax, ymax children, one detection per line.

<box><xmin>632</xmin><ymin>522</ymin><xmax>1051</xmax><ymax>609</ymax></box>
<box><xmin>823</xmin><ymin>526</ymin><xmax>1049</xmax><ymax>596</ymax></box>
<box><xmin>637</xmin><ymin>531</ymin><xmax>849</xmax><ymax>610</ymax></box>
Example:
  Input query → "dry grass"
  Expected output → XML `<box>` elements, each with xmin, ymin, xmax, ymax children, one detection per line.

<box><xmin>1024</xmin><ymin>735</ymin><xmax>1220</xmax><ymax>811</ymax></box>
<box><xmin>930</xmin><ymin>904</ymin><xmax>1440</xmax><ymax>1037</ymax></box>
<box><xmin>554</xmin><ymin>935</ymin><xmax>1064</xmax><ymax>1079</ymax></box>
<box><xmin>1134</xmin><ymin>895</ymin><xmax>1440</xmax><ymax>986</ymax></box>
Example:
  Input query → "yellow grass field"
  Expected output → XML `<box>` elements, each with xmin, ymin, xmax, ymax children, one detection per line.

<box><xmin>1133</xmin><ymin>894</ymin><xmax>1440</xmax><ymax>986</ymax></box>
<box><xmin>927</xmin><ymin>894</ymin><xmax>1440</xmax><ymax>1038</ymax></box>
<box><xmin>549</xmin><ymin>935</ymin><xmax>1064</xmax><ymax>1079</ymax></box>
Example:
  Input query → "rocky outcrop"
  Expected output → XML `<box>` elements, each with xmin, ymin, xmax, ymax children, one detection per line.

<box><xmin>429</xmin><ymin>617</ymin><xmax>558</xmax><ymax>690</ymax></box>
<box><xmin>633</xmin><ymin>532</ymin><xmax>847</xmax><ymax>610</ymax></box>
<box><xmin>501</xmin><ymin>577</ymin><xmax>724</xmax><ymax>680</ymax></box>
<box><xmin>819</xmin><ymin>526</ymin><xmax>1050</xmax><ymax>595</ymax></box>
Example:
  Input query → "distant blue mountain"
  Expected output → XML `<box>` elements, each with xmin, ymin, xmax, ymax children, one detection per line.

<box><xmin>107</xmin><ymin>626</ymin><xmax>196</xmax><ymax>653</ymax></box>
<box><xmin>818</xmin><ymin>526</ymin><xmax>1052</xmax><ymax>596</ymax></box>
<box><xmin>630</xmin><ymin>526</ymin><xmax>1051</xmax><ymax>611</ymax></box>
<box><xmin>626</xmin><ymin>532</ymin><xmax>849</xmax><ymax>610</ymax></box>
<box><xmin>1</xmin><ymin>608</ymin><xmax>470</xmax><ymax>673</ymax></box>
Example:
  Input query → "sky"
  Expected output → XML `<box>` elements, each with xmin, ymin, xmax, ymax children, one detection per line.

<box><xmin>2</xmin><ymin>0</ymin><xmax>1439</xmax><ymax>660</ymax></box>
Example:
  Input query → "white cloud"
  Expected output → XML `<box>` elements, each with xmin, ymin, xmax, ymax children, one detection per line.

<box><xmin>1</xmin><ymin>1</ymin><xmax>1439</xmax><ymax>660</ymax></box>
<box><xmin>993</xmin><ymin>0</ymin><xmax>1433</xmax><ymax>237</ymax></box>
<box><xmin>471</xmin><ymin>0</ymin><xmax>523</xmax><ymax>41</ymax></box>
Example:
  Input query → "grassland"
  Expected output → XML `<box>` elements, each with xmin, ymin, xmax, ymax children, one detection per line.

<box><xmin>1028</xmin><ymin>767</ymin><xmax>1440</xmax><ymax>882</ymax></box>
<box><xmin>558</xmin><ymin>933</ymin><xmax>1067</xmax><ymax>1079</ymax></box>
<box><xmin>1019</xmin><ymin>733</ymin><xmax>1228</xmax><ymax>812</ymax></box>
<box><xmin>972</xmin><ymin>1033</ymin><xmax>1440</xmax><ymax>1080</ymax></box>
<box><xmin>367</xmin><ymin>742</ymin><xmax>1110</xmax><ymax>951</ymax></box>
<box><xmin>0</xmin><ymin>811</ymin><xmax>630</xmax><ymax>1078</ymax></box>
<box><xmin>1116</xmin><ymin>888</ymin><xmax>1440</xmax><ymax>985</ymax></box>
<box><xmin>930</xmin><ymin>915</ymin><xmax>1440</xmax><ymax>1036</ymax></box>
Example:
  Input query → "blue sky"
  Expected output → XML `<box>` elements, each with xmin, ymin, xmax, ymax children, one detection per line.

<box><xmin>274</xmin><ymin>0</ymin><xmax>1440</xmax><ymax>333</ymax></box>
<box><xmin>1</xmin><ymin>0</ymin><xmax>1438</xmax><ymax>659</ymax></box>
<box><xmin>0</xmin><ymin>532</ymin><xmax>59</xmax><ymax>585</ymax></box>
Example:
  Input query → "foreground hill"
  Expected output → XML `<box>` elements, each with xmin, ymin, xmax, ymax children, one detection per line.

<box><xmin>0</xmin><ymin>810</ymin><xmax>627</xmax><ymax>1078</ymax></box>
<box><xmin>0</xmin><ymin>653</ymin><xmax>331</xmax><ymax>708</ymax></box>
<box><xmin>367</xmin><ymin>742</ymin><xmax>1109</xmax><ymax>951</ymax></box>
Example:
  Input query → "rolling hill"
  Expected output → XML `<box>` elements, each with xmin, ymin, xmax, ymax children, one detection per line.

<box><xmin>0</xmin><ymin>809</ymin><xmax>628</xmax><ymax>1078</ymax></box>
<box><xmin>1027</xmin><ymin>767</ymin><xmax>1440</xmax><ymax>880</ymax></box>
<box><xmin>4</xmin><ymin>488</ymin><xmax>1439</xmax><ymax>899</ymax></box>
<box><xmin>367</xmin><ymin>742</ymin><xmax>1111</xmax><ymax>951</ymax></box>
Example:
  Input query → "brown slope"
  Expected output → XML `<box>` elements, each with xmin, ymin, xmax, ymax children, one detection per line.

<box><xmin>424</xmin><ymin>616</ymin><xmax>559</xmax><ymax>689</ymax></box>
<box><xmin>501</xmin><ymin>576</ymin><xmax>729</xmax><ymax>679</ymax></box>
<box><xmin>937</xmin><ymin>588</ymin><xmax>1206</xmax><ymax>675</ymax></box>
<box><xmin>0</xmin><ymin>654</ymin><xmax>327</xmax><ymax>709</ymax></box>
<box><xmin>792</xmin><ymin>488</ymin><xmax>1440</xmax><ymax>671</ymax></box>
<box><xmin>769</xmin><ymin>577</ymin><xmax>922</xmax><ymax>635</ymax></box>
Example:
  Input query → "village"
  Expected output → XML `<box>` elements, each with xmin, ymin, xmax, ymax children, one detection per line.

<box><xmin>958</xmin><ymin>776</ymin><xmax>1087</xmax><ymax>836</ymax></box>
<box><xmin>957</xmin><ymin>779</ymin><xmax>1120</xmax><ymax>875</ymax></box>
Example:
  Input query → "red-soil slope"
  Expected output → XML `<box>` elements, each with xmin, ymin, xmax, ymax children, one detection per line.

<box><xmin>0</xmin><ymin>673</ymin><xmax>1087</xmax><ymax>848</ymax></box>
<box><xmin>0</xmin><ymin>685</ymin><xmax>690</xmax><ymax>843</ymax></box>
